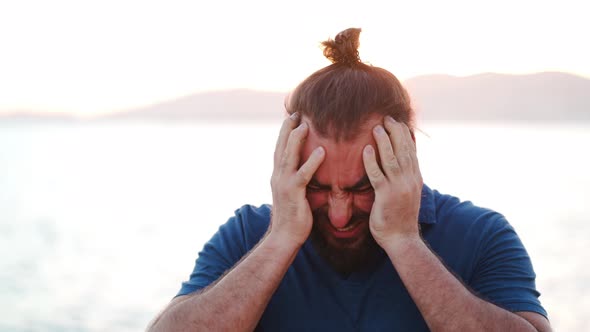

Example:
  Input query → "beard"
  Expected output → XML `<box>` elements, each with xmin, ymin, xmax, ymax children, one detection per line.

<box><xmin>309</xmin><ymin>208</ymin><xmax>383</xmax><ymax>276</ymax></box>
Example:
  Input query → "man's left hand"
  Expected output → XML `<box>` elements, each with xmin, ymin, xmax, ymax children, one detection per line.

<box><xmin>362</xmin><ymin>116</ymin><xmax>424</xmax><ymax>249</ymax></box>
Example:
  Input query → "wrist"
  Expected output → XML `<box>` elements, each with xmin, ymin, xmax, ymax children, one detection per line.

<box><xmin>380</xmin><ymin>232</ymin><xmax>424</xmax><ymax>256</ymax></box>
<box><xmin>265</xmin><ymin>230</ymin><xmax>305</xmax><ymax>255</ymax></box>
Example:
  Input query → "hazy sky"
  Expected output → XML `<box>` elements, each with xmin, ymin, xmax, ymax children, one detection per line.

<box><xmin>1</xmin><ymin>0</ymin><xmax>588</xmax><ymax>115</ymax></box>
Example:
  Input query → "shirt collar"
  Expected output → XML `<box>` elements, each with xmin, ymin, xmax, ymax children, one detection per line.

<box><xmin>418</xmin><ymin>183</ymin><xmax>437</xmax><ymax>225</ymax></box>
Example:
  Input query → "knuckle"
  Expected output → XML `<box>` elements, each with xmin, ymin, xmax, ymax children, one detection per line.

<box><xmin>384</xmin><ymin>158</ymin><xmax>399</xmax><ymax>171</ymax></box>
<box><xmin>398</xmin><ymin>154</ymin><xmax>411</xmax><ymax>164</ymax></box>
<box><xmin>369</xmin><ymin>167</ymin><xmax>383</xmax><ymax>180</ymax></box>
<box><xmin>295</xmin><ymin>170</ymin><xmax>309</xmax><ymax>186</ymax></box>
<box><xmin>288</xmin><ymin>127</ymin><xmax>301</xmax><ymax>141</ymax></box>
<box><xmin>279</xmin><ymin>154</ymin><xmax>289</xmax><ymax>169</ymax></box>
<box><xmin>384</xmin><ymin>144</ymin><xmax>394</xmax><ymax>155</ymax></box>
<box><xmin>271</xmin><ymin>173</ymin><xmax>281</xmax><ymax>187</ymax></box>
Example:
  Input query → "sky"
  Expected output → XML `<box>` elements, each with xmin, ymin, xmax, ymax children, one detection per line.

<box><xmin>0</xmin><ymin>0</ymin><xmax>588</xmax><ymax>115</ymax></box>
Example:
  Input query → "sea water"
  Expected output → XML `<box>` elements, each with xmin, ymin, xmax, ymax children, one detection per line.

<box><xmin>0</xmin><ymin>121</ymin><xmax>588</xmax><ymax>331</ymax></box>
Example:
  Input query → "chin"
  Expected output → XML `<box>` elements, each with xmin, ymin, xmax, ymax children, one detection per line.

<box><xmin>324</xmin><ymin>223</ymin><xmax>369</xmax><ymax>248</ymax></box>
<box><xmin>310</xmin><ymin>211</ymin><xmax>383</xmax><ymax>275</ymax></box>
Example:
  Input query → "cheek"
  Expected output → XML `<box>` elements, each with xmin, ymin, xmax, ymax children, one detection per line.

<box><xmin>306</xmin><ymin>192</ymin><xmax>328</xmax><ymax>210</ymax></box>
<box><xmin>353</xmin><ymin>193</ymin><xmax>375</xmax><ymax>212</ymax></box>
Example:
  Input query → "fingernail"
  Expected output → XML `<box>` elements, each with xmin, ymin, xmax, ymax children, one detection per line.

<box><xmin>314</xmin><ymin>146</ymin><xmax>324</xmax><ymax>156</ymax></box>
<box><xmin>300</xmin><ymin>122</ymin><xmax>308</xmax><ymax>130</ymax></box>
<box><xmin>290</xmin><ymin>112</ymin><xmax>300</xmax><ymax>120</ymax></box>
<box><xmin>374</xmin><ymin>125</ymin><xmax>385</xmax><ymax>134</ymax></box>
<box><xmin>386</xmin><ymin>116</ymin><xmax>396</xmax><ymax>123</ymax></box>
<box><xmin>364</xmin><ymin>145</ymin><xmax>374</xmax><ymax>155</ymax></box>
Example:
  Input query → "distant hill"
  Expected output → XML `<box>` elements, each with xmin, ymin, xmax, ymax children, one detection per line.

<box><xmin>1</xmin><ymin>72</ymin><xmax>589</xmax><ymax>122</ymax></box>
<box><xmin>404</xmin><ymin>72</ymin><xmax>590</xmax><ymax>122</ymax></box>
<box><xmin>99</xmin><ymin>89</ymin><xmax>287</xmax><ymax>122</ymax></box>
<box><xmin>0</xmin><ymin>111</ymin><xmax>78</xmax><ymax>122</ymax></box>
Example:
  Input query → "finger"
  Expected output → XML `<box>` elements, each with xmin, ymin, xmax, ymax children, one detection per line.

<box><xmin>372</xmin><ymin>124</ymin><xmax>400</xmax><ymax>177</ymax></box>
<box><xmin>280</xmin><ymin>122</ymin><xmax>309</xmax><ymax>172</ymax></box>
<box><xmin>395</xmin><ymin>121</ymin><xmax>421</xmax><ymax>175</ymax></box>
<box><xmin>363</xmin><ymin>145</ymin><xmax>386</xmax><ymax>189</ymax></box>
<box><xmin>401</xmin><ymin>123</ymin><xmax>420</xmax><ymax>174</ymax></box>
<box><xmin>398</xmin><ymin>121</ymin><xmax>415</xmax><ymax>152</ymax></box>
<box><xmin>274</xmin><ymin>112</ymin><xmax>301</xmax><ymax>167</ymax></box>
<box><xmin>295</xmin><ymin>146</ymin><xmax>325</xmax><ymax>187</ymax></box>
<box><xmin>384</xmin><ymin>116</ymin><xmax>412</xmax><ymax>170</ymax></box>
<box><xmin>407</xmin><ymin>126</ymin><xmax>417</xmax><ymax>152</ymax></box>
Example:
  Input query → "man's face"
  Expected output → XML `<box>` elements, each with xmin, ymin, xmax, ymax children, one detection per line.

<box><xmin>300</xmin><ymin>114</ymin><xmax>383</xmax><ymax>275</ymax></box>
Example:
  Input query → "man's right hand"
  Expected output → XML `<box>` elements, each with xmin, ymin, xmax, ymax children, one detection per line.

<box><xmin>269</xmin><ymin>112</ymin><xmax>325</xmax><ymax>248</ymax></box>
<box><xmin>146</xmin><ymin>116</ymin><xmax>323</xmax><ymax>331</ymax></box>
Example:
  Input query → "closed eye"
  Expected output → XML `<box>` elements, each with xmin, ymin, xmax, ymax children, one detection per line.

<box><xmin>345</xmin><ymin>175</ymin><xmax>373</xmax><ymax>194</ymax></box>
<box><xmin>307</xmin><ymin>178</ymin><xmax>330</xmax><ymax>192</ymax></box>
<box><xmin>307</xmin><ymin>184</ymin><xmax>330</xmax><ymax>192</ymax></box>
<box><xmin>352</xmin><ymin>185</ymin><xmax>374</xmax><ymax>195</ymax></box>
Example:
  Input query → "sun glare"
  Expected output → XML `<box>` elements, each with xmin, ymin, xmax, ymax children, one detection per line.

<box><xmin>0</xmin><ymin>0</ymin><xmax>587</xmax><ymax>115</ymax></box>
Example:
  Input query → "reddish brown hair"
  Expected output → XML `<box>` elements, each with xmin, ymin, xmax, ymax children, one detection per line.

<box><xmin>286</xmin><ymin>28</ymin><xmax>415</xmax><ymax>141</ymax></box>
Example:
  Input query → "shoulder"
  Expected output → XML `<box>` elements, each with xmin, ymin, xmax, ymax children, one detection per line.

<box><xmin>196</xmin><ymin>204</ymin><xmax>272</xmax><ymax>266</ymax></box>
<box><xmin>431</xmin><ymin>189</ymin><xmax>511</xmax><ymax>235</ymax></box>
<box><xmin>431</xmin><ymin>191</ymin><xmax>520</xmax><ymax>262</ymax></box>
<box><xmin>175</xmin><ymin>204</ymin><xmax>272</xmax><ymax>296</ymax></box>
<box><xmin>423</xmin><ymin>188</ymin><xmax>519</xmax><ymax>275</ymax></box>
<box><xmin>425</xmin><ymin>188</ymin><xmax>547</xmax><ymax>317</ymax></box>
<box><xmin>233</xmin><ymin>203</ymin><xmax>273</xmax><ymax>224</ymax></box>
<box><xmin>218</xmin><ymin>204</ymin><xmax>272</xmax><ymax>252</ymax></box>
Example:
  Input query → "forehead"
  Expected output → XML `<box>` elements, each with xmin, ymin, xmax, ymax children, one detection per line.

<box><xmin>300</xmin><ymin>114</ymin><xmax>382</xmax><ymax>186</ymax></box>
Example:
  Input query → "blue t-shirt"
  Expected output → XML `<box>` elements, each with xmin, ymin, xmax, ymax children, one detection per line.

<box><xmin>178</xmin><ymin>185</ymin><xmax>547</xmax><ymax>331</ymax></box>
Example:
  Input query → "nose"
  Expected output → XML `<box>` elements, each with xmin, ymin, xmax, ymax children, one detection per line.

<box><xmin>328</xmin><ymin>192</ymin><xmax>353</xmax><ymax>229</ymax></box>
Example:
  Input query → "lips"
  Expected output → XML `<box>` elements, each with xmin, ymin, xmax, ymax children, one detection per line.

<box><xmin>336</xmin><ymin>223</ymin><xmax>358</xmax><ymax>232</ymax></box>
<box><xmin>312</xmin><ymin>210</ymin><xmax>370</xmax><ymax>244</ymax></box>
<box><xmin>327</xmin><ymin>220</ymin><xmax>365</xmax><ymax>239</ymax></box>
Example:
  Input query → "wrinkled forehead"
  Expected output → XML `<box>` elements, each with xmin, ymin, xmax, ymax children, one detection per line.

<box><xmin>300</xmin><ymin>114</ymin><xmax>383</xmax><ymax>185</ymax></box>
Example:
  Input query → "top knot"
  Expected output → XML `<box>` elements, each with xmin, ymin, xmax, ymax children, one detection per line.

<box><xmin>321</xmin><ymin>28</ymin><xmax>362</xmax><ymax>66</ymax></box>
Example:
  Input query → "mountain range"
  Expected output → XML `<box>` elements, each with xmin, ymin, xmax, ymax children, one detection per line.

<box><xmin>405</xmin><ymin>72</ymin><xmax>590</xmax><ymax>122</ymax></box>
<box><xmin>1</xmin><ymin>72</ymin><xmax>588</xmax><ymax>122</ymax></box>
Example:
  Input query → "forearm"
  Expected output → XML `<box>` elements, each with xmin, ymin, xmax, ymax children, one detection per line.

<box><xmin>384</xmin><ymin>236</ymin><xmax>539</xmax><ymax>332</ymax></box>
<box><xmin>148</xmin><ymin>234</ymin><xmax>299</xmax><ymax>332</ymax></box>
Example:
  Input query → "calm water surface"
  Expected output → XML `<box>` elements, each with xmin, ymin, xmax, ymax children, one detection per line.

<box><xmin>0</xmin><ymin>121</ymin><xmax>588</xmax><ymax>331</ymax></box>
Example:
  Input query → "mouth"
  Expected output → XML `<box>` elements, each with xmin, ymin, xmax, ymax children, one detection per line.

<box><xmin>336</xmin><ymin>223</ymin><xmax>358</xmax><ymax>232</ymax></box>
<box><xmin>312</xmin><ymin>210</ymin><xmax>371</xmax><ymax>245</ymax></box>
<box><xmin>327</xmin><ymin>220</ymin><xmax>365</xmax><ymax>239</ymax></box>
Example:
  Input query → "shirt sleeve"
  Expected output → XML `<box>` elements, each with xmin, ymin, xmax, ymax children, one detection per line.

<box><xmin>470</xmin><ymin>214</ymin><xmax>548</xmax><ymax>318</ymax></box>
<box><xmin>176</xmin><ymin>204</ymin><xmax>270</xmax><ymax>297</ymax></box>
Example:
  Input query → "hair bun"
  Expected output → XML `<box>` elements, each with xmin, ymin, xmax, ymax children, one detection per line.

<box><xmin>321</xmin><ymin>28</ymin><xmax>362</xmax><ymax>65</ymax></box>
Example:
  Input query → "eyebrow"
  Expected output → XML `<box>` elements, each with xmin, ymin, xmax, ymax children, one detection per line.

<box><xmin>344</xmin><ymin>175</ymin><xmax>372</xmax><ymax>191</ymax></box>
<box><xmin>308</xmin><ymin>178</ymin><xmax>331</xmax><ymax>190</ymax></box>
<box><xmin>309</xmin><ymin>175</ymin><xmax>371</xmax><ymax>191</ymax></box>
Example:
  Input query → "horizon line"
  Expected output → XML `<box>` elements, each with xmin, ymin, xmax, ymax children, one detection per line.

<box><xmin>1</xmin><ymin>70</ymin><xmax>588</xmax><ymax>117</ymax></box>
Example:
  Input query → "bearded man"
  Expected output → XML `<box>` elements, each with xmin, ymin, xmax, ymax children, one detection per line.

<box><xmin>147</xmin><ymin>28</ymin><xmax>550</xmax><ymax>331</ymax></box>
